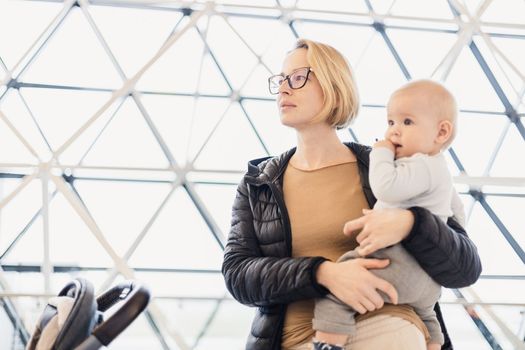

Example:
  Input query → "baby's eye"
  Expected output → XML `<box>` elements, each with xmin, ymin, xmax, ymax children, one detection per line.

<box><xmin>403</xmin><ymin>118</ymin><xmax>413</xmax><ymax>125</ymax></box>
<box><xmin>387</xmin><ymin>120</ymin><xmax>394</xmax><ymax>126</ymax></box>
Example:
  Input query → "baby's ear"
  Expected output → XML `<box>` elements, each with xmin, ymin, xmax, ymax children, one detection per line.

<box><xmin>436</xmin><ymin>120</ymin><xmax>453</xmax><ymax>145</ymax></box>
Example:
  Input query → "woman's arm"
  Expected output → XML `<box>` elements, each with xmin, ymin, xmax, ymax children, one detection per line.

<box><xmin>403</xmin><ymin>206</ymin><xmax>481</xmax><ymax>288</ymax></box>
<box><xmin>344</xmin><ymin>207</ymin><xmax>482</xmax><ymax>288</ymax></box>
<box><xmin>222</xmin><ymin>178</ymin><xmax>329</xmax><ymax>307</ymax></box>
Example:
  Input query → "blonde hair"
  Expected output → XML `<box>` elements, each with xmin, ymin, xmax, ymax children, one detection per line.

<box><xmin>293</xmin><ymin>39</ymin><xmax>359</xmax><ymax>129</ymax></box>
<box><xmin>392</xmin><ymin>79</ymin><xmax>458</xmax><ymax>149</ymax></box>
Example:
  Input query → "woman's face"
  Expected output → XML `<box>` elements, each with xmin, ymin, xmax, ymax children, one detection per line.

<box><xmin>277</xmin><ymin>49</ymin><xmax>325</xmax><ymax>130</ymax></box>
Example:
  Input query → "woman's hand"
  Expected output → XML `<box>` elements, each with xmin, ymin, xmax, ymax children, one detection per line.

<box><xmin>316</xmin><ymin>259</ymin><xmax>398</xmax><ymax>314</ymax></box>
<box><xmin>344</xmin><ymin>208</ymin><xmax>414</xmax><ymax>256</ymax></box>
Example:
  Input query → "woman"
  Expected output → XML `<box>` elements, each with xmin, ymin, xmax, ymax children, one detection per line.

<box><xmin>222</xmin><ymin>39</ymin><xmax>481</xmax><ymax>350</ymax></box>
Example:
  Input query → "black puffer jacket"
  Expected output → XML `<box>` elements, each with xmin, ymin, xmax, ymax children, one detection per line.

<box><xmin>222</xmin><ymin>142</ymin><xmax>481</xmax><ymax>350</ymax></box>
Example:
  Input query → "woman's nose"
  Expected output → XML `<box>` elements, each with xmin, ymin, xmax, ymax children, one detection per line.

<box><xmin>278</xmin><ymin>80</ymin><xmax>291</xmax><ymax>95</ymax></box>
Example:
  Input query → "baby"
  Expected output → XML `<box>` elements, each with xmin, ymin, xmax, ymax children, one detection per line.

<box><xmin>312</xmin><ymin>79</ymin><xmax>465</xmax><ymax>350</ymax></box>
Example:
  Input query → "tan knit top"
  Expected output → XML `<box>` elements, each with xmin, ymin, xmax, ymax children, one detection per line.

<box><xmin>281</xmin><ymin>160</ymin><xmax>428</xmax><ymax>349</ymax></box>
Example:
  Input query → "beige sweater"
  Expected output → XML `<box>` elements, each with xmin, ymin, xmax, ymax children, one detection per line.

<box><xmin>281</xmin><ymin>161</ymin><xmax>428</xmax><ymax>349</ymax></box>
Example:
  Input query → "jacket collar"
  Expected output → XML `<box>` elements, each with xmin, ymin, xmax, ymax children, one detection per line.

<box><xmin>245</xmin><ymin>142</ymin><xmax>371</xmax><ymax>185</ymax></box>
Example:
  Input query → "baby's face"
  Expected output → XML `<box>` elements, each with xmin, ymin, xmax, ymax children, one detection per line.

<box><xmin>385</xmin><ymin>90</ymin><xmax>443</xmax><ymax>159</ymax></box>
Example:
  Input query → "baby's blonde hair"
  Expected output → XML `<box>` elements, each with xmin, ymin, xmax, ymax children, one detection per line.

<box><xmin>391</xmin><ymin>79</ymin><xmax>458</xmax><ymax>149</ymax></box>
<box><xmin>293</xmin><ymin>39</ymin><xmax>359</xmax><ymax>129</ymax></box>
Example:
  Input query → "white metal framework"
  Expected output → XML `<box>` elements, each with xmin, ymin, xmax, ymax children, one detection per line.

<box><xmin>0</xmin><ymin>0</ymin><xmax>524</xmax><ymax>349</ymax></box>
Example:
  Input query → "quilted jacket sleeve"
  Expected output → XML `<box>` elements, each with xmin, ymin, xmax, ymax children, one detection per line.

<box><xmin>402</xmin><ymin>206</ymin><xmax>482</xmax><ymax>288</ymax></box>
<box><xmin>222</xmin><ymin>178</ymin><xmax>329</xmax><ymax>307</ymax></box>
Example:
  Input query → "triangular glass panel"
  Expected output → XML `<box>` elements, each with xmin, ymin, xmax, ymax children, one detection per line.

<box><xmin>214</xmin><ymin>0</ymin><xmax>273</xmax><ymax>5</ymax></box>
<box><xmin>205</xmin><ymin>16</ymin><xmax>259</xmax><ymax>91</ymax></box>
<box><xmin>445</xmin><ymin>47</ymin><xmax>505</xmax><ymax>111</ymax></box>
<box><xmin>88</xmin><ymin>5</ymin><xmax>183</xmax><ymax>78</ymax></box>
<box><xmin>192</xmin><ymin>103</ymin><xmax>268</xmax><ymax>170</ymax></box>
<box><xmin>73</xmin><ymin>180</ymin><xmax>172</xmax><ymax>257</ymax></box>
<box><xmin>197</xmin><ymin>52</ymin><xmax>232</xmax><ymax>95</ymax></box>
<box><xmin>56</xmin><ymin>96</ymin><xmax>127</xmax><ymax>166</ymax></box>
<box><xmin>353</xmin><ymin>34</ymin><xmax>408</xmax><ymax>105</ymax></box>
<box><xmin>128</xmin><ymin>187</ymin><xmax>223</xmax><ymax>269</ymax></box>
<box><xmin>20</xmin><ymin>7</ymin><xmax>121</xmax><ymax>88</ymax></box>
<box><xmin>437</xmin><ymin>303</ymin><xmax>499</xmax><ymax>350</ymax></box>
<box><xmin>3</xmin><ymin>184</ymin><xmax>115</xmax><ymax>267</ymax></box>
<box><xmin>451</xmin><ymin>112</ymin><xmax>507</xmax><ymax>176</ymax></box>
<box><xmin>485</xmin><ymin>195</ymin><xmax>525</xmax><ymax>250</ymax></box>
<box><xmin>135</xmin><ymin>270</ymin><xmax>226</xmax><ymax>298</ymax></box>
<box><xmin>470</xmin><ymin>36</ymin><xmax>522</xmax><ymax>106</ymax></box>
<box><xmin>193</xmin><ymin>300</ymin><xmax>257</xmax><ymax>349</ymax></box>
<box><xmin>18</xmin><ymin>87</ymin><xmax>113</xmax><ymax>154</ymax></box>
<box><xmin>467</xmin><ymin>201</ymin><xmax>525</xmax><ymax>275</ymax></box>
<box><xmin>488</xmin><ymin>36</ymin><xmax>525</xmax><ymax>99</ymax></box>
<box><xmin>489</xmin><ymin>121</ymin><xmax>525</xmax><ymax>177</ymax></box>
<box><xmin>227</xmin><ymin>16</ymin><xmax>288</xmax><ymax>57</ymax></box>
<box><xmin>293</xmin><ymin>21</ymin><xmax>375</xmax><ymax>69</ymax></box>
<box><xmin>481</xmin><ymin>0</ymin><xmax>525</xmax><ymax>24</ymax></box>
<box><xmin>238</xmin><ymin>64</ymin><xmax>272</xmax><ymax>98</ymax></box>
<box><xmin>367</xmin><ymin>0</ymin><xmax>395</xmax><ymax>14</ymax></box>
<box><xmin>387</xmin><ymin>0</ymin><xmax>455</xmax><ymax>19</ymax></box>
<box><xmin>1</xmin><ymin>89</ymin><xmax>53</xmax><ymax>160</ymax></box>
<box><xmin>144</xmin><ymin>299</ymin><xmax>219</xmax><ymax>347</ymax></box>
<box><xmin>183</xmin><ymin>97</ymin><xmax>232</xmax><ymax>166</ymax></box>
<box><xmin>0</xmin><ymin>110</ymin><xmax>38</xmax><ymax>164</ymax></box>
<box><xmin>0</xmin><ymin>178</ymin><xmax>42</xmax><ymax>260</ymax></box>
<box><xmin>47</xmin><ymin>189</ymin><xmax>115</xmax><ymax>267</ymax></box>
<box><xmin>135</xmin><ymin>17</ymin><xmax>208</xmax><ymax>94</ymax></box>
<box><xmin>386</xmin><ymin>29</ymin><xmax>458</xmax><ymax>79</ymax></box>
<box><xmin>297</xmin><ymin>0</ymin><xmax>368</xmax><ymax>12</ymax></box>
<box><xmin>0</xmin><ymin>1</ymin><xmax>62</xmax><ymax>69</ymax></box>
<box><xmin>258</xmin><ymin>25</ymin><xmax>301</xmax><ymax>74</ymax></box>
<box><xmin>79</xmin><ymin>97</ymin><xmax>170</xmax><ymax>168</ymax></box>
<box><xmin>140</xmin><ymin>94</ymin><xmax>195</xmax><ymax>166</ymax></box>
<box><xmin>242</xmin><ymin>99</ymin><xmax>295</xmax><ymax>155</ymax></box>
<box><xmin>461</xmin><ymin>0</ymin><xmax>484</xmax><ymax>15</ymax></box>
<box><xmin>193</xmin><ymin>183</ymin><xmax>239</xmax><ymax>235</ymax></box>
<box><xmin>351</xmin><ymin>105</ymin><xmax>388</xmax><ymax>146</ymax></box>
<box><xmin>3</xmin><ymin>271</ymin><xmax>46</xmax><ymax>294</ymax></box>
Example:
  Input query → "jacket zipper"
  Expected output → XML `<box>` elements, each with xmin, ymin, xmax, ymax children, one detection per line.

<box><xmin>268</xmin><ymin>182</ymin><xmax>292</xmax><ymax>257</ymax></box>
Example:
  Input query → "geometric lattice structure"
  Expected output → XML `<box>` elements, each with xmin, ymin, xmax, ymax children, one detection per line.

<box><xmin>0</xmin><ymin>1</ymin><xmax>524</xmax><ymax>349</ymax></box>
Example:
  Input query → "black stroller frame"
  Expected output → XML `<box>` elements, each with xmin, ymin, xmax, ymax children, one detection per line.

<box><xmin>26</xmin><ymin>278</ymin><xmax>150</xmax><ymax>350</ymax></box>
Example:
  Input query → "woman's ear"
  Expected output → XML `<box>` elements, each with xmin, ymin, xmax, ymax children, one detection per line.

<box><xmin>435</xmin><ymin>120</ymin><xmax>453</xmax><ymax>145</ymax></box>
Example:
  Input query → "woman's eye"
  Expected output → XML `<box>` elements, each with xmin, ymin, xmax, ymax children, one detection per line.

<box><xmin>293</xmin><ymin>75</ymin><xmax>306</xmax><ymax>82</ymax></box>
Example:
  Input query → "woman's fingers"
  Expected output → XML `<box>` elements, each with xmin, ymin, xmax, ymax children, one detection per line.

<box><xmin>374</xmin><ymin>276</ymin><xmax>398</xmax><ymax>304</ymax></box>
<box><xmin>367</xmin><ymin>289</ymin><xmax>385</xmax><ymax>309</ymax></box>
<box><xmin>351</xmin><ymin>302</ymin><xmax>367</xmax><ymax>315</ymax></box>
<box><xmin>359</xmin><ymin>258</ymin><xmax>389</xmax><ymax>270</ymax></box>
<box><xmin>357</xmin><ymin>295</ymin><xmax>377</xmax><ymax>314</ymax></box>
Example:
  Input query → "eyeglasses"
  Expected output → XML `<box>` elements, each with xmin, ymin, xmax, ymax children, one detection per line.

<box><xmin>268</xmin><ymin>67</ymin><xmax>313</xmax><ymax>95</ymax></box>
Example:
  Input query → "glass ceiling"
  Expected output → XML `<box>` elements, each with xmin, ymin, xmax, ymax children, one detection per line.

<box><xmin>0</xmin><ymin>0</ymin><xmax>524</xmax><ymax>349</ymax></box>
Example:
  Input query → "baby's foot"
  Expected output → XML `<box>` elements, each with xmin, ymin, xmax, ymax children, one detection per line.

<box><xmin>312</xmin><ymin>339</ymin><xmax>345</xmax><ymax>350</ymax></box>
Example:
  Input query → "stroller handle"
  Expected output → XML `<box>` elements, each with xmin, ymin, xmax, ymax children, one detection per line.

<box><xmin>92</xmin><ymin>280</ymin><xmax>150</xmax><ymax>346</ymax></box>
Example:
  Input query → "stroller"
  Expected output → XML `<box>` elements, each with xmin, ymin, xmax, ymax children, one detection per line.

<box><xmin>26</xmin><ymin>278</ymin><xmax>150</xmax><ymax>350</ymax></box>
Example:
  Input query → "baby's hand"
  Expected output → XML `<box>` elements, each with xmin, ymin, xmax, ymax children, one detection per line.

<box><xmin>427</xmin><ymin>343</ymin><xmax>441</xmax><ymax>350</ymax></box>
<box><xmin>373</xmin><ymin>139</ymin><xmax>395</xmax><ymax>153</ymax></box>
